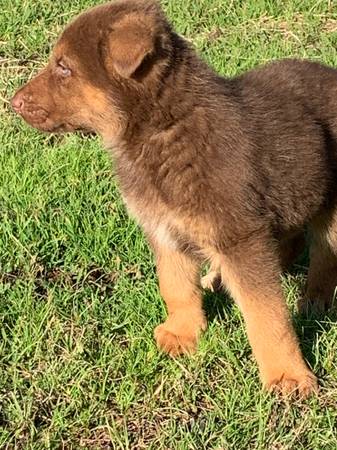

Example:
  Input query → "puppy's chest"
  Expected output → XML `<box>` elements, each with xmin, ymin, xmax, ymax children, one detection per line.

<box><xmin>115</xmin><ymin>146</ymin><xmax>214</xmax><ymax>251</ymax></box>
<box><xmin>123</xmin><ymin>193</ymin><xmax>184</xmax><ymax>250</ymax></box>
<box><xmin>117</xmin><ymin>169</ymin><xmax>178</xmax><ymax>250</ymax></box>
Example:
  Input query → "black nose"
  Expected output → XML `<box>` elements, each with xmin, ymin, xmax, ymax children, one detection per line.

<box><xmin>11</xmin><ymin>92</ymin><xmax>25</xmax><ymax>113</ymax></box>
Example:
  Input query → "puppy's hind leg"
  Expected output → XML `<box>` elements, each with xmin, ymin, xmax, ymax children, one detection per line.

<box><xmin>201</xmin><ymin>264</ymin><xmax>222</xmax><ymax>292</ymax></box>
<box><xmin>300</xmin><ymin>213</ymin><xmax>337</xmax><ymax>315</ymax></box>
<box><xmin>279</xmin><ymin>230</ymin><xmax>306</xmax><ymax>272</ymax></box>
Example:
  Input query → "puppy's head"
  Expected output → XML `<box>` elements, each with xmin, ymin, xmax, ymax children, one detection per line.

<box><xmin>11</xmin><ymin>0</ymin><xmax>171</xmax><ymax>140</ymax></box>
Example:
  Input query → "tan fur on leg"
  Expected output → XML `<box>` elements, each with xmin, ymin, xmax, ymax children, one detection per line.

<box><xmin>153</xmin><ymin>243</ymin><xmax>206</xmax><ymax>356</ymax></box>
<box><xmin>217</xmin><ymin>234</ymin><xmax>317</xmax><ymax>397</ymax></box>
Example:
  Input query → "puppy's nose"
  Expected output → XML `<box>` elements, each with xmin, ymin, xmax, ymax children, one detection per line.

<box><xmin>11</xmin><ymin>92</ymin><xmax>25</xmax><ymax>113</ymax></box>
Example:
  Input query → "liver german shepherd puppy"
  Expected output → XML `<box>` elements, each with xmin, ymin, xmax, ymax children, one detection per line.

<box><xmin>13</xmin><ymin>0</ymin><xmax>337</xmax><ymax>397</ymax></box>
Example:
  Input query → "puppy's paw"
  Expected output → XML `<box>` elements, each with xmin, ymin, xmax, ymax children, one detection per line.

<box><xmin>264</xmin><ymin>371</ymin><xmax>318</xmax><ymax>399</ymax></box>
<box><xmin>201</xmin><ymin>270</ymin><xmax>222</xmax><ymax>292</ymax></box>
<box><xmin>154</xmin><ymin>315</ymin><xmax>206</xmax><ymax>356</ymax></box>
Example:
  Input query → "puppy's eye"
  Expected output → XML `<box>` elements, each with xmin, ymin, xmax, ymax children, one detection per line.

<box><xmin>57</xmin><ymin>61</ymin><xmax>71</xmax><ymax>77</ymax></box>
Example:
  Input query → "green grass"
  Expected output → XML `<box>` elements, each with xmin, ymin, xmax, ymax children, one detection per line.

<box><xmin>1</xmin><ymin>0</ymin><xmax>337</xmax><ymax>448</ymax></box>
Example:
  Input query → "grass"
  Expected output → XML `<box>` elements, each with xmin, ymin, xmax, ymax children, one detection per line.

<box><xmin>1</xmin><ymin>0</ymin><xmax>337</xmax><ymax>448</ymax></box>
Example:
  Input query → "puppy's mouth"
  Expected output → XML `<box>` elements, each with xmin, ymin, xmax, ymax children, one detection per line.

<box><xmin>12</xmin><ymin>103</ymin><xmax>94</xmax><ymax>135</ymax></box>
<box><xmin>11</xmin><ymin>98</ymin><xmax>96</xmax><ymax>136</ymax></box>
<box><xmin>27</xmin><ymin>119</ymin><xmax>95</xmax><ymax>135</ymax></box>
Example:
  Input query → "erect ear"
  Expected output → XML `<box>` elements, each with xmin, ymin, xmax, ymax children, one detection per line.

<box><xmin>105</xmin><ymin>15</ymin><xmax>155</xmax><ymax>78</ymax></box>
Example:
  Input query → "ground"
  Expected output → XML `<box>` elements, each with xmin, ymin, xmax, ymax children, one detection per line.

<box><xmin>1</xmin><ymin>0</ymin><xmax>337</xmax><ymax>448</ymax></box>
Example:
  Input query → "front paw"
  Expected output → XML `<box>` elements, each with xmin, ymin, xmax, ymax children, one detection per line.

<box><xmin>263</xmin><ymin>369</ymin><xmax>318</xmax><ymax>398</ymax></box>
<box><xmin>154</xmin><ymin>315</ymin><xmax>206</xmax><ymax>356</ymax></box>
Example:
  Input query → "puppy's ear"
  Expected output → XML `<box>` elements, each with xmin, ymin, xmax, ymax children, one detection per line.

<box><xmin>105</xmin><ymin>15</ymin><xmax>155</xmax><ymax>78</ymax></box>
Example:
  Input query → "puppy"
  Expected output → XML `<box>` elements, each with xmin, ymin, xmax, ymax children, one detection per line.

<box><xmin>14</xmin><ymin>0</ymin><xmax>337</xmax><ymax>397</ymax></box>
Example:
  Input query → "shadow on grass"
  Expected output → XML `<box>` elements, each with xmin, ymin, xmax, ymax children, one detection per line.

<box><xmin>203</xmin><ymin>288</ymin><xmax>234</xmax><ymax>323</ymax></box>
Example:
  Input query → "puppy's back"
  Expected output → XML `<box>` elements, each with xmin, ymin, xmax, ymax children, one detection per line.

<box><xmin>232</xmin><ymin>59</ymin><xmax>337</xmax><ymax>230</ymax></box>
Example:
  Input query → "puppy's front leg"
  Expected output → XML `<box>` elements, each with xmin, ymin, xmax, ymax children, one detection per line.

<box><xmin>153</xmin><ymin>243</ymin><xmax>206</xmax><ymax>356</ymax></box>
<box><xmin>219</xmin><ymin>234</ymin><xmax>317</xmax><ymax>397</ymax></box>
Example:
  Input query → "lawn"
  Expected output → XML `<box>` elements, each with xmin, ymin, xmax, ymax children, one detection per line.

<box><xmin>1</xmin><ymin>0</ymin><xmax>337</xmax><ymax>448</ymax></box>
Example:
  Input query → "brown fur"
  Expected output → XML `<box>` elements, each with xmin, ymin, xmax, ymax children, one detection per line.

<box><xmin>13</xmin><ymin>0</ymin><xmax>337</xmax><ymax>397</ymax></box>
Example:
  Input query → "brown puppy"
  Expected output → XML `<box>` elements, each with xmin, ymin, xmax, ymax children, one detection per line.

<box><xmin>13</xmin><ymin>0</ymin><xmax>337</xmax><ymax>397</ymax></box>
